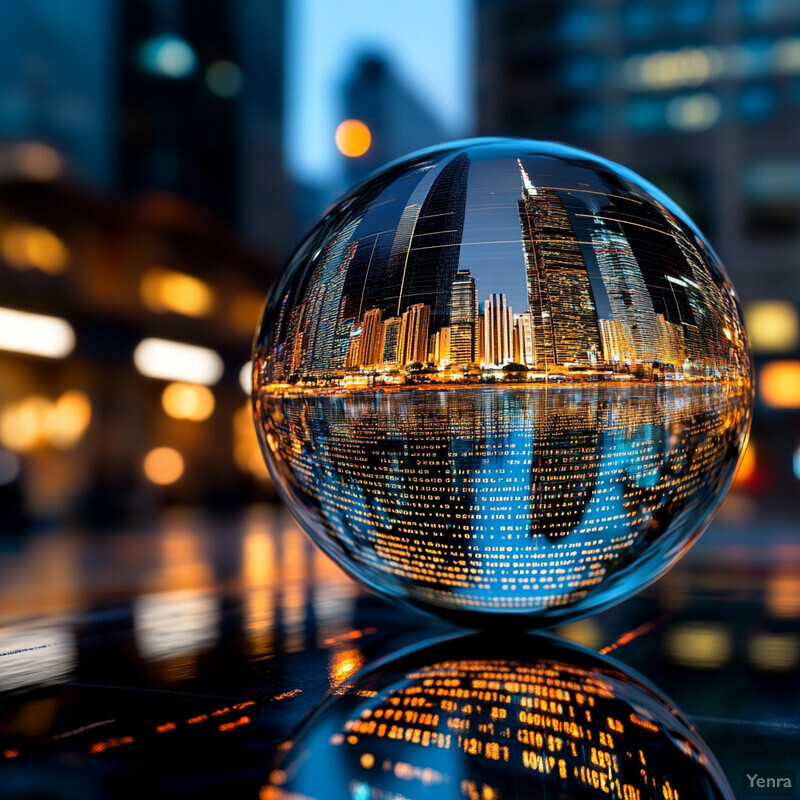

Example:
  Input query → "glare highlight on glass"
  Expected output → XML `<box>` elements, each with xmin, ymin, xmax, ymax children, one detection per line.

<box><xmin>133</xmin><ymin>338</ymin><xmax>224</xmax><ymax>386</ymax></box>
<box><xmin>335</xmin><ymin>119</ymin><xmax>372</xmax><ymax>157</ymax></box>
<box><xmin>264</xmin><ymin>634</ymin><xmax>733</xmax><ymax>800</ymax></box>
<box><xmin>239</xmin><ymin>361</ymin><xmax>253</xmax><ymax>394</ymax></box>
<box><xmin>161</xmin><ymin>382</ymin><xmax>215</xmax><ymax>421</ymax></box>
<box><xmin>0</xmin><ymin>307</ymin><xmax>75</xmax><ymax>359</ymax></box>
<box><xmin>253</xmin><ymin>138</ymin><xmax>753</xmax><ymax>626</ymax></box>
<box><xmin>143</xmin><ymin>446</ymin><xmax>185</xmax><ymax>486</ymax></box>
<box><xmin>140</xmin><ymin>267</ymin><xmax>214</xmax><ymax>317</ymax></box>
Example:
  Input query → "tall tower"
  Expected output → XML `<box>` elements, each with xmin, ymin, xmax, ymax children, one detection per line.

<box><xmin>386</xmin><ymin>153</ymin><xmax>471</xmax><ymax>330</ymax></box>
<box><xmin>517</xmin><ymin>159</ymin><xmax>601</xmax><ymax>368</ymax></box>
<box><xmin>380</xmin><ymin>316</ymin><xmax>403</xmax><ymax>365</ymax></box>
<box><xmin>399</xmin><ymin>303</ymin><xmax>431</xmax><ymax>365</ymax></box>
<box><xmin>300</xmin><ymin>219</ymin><xmax>360</xmax><ymax>375</ymax></box>
<box><xmin>483</xmin><ymin>293</ymin><xmax>514</xmax><ymax>366</ymax></box>
<box><xmin>359</xmin><ymin>307</ymin><xmax>384</xmax><ymax>367</ymax></box>
<box><xmin>449</xmin><ymin>269</ymin><xmax>478</xmax><ymax>364</ymax></box>
<box><xmin>591</xmin><ymin>217</ymin><xmax>660</xmax><ymax>363</ymax></box>
<box><xmin>515</xmin><ymin>313</ymin><xmax>535</xmax><ymax>366</ymax></box>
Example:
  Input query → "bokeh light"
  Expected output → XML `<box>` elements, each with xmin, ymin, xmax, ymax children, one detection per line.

<box><xmin>2</xmin><ymin>223</ymin><xmax>69</xmax><ymax>273</ymax></box>
<box><xmin>133</xmin><ymin>338</ymin><xmax>224</xmax><ymax>386</ymax></box>
<box><xmin>0</xmin><ymin>391</ymin><xmax>91</xmax><ymax>452</ymax></box>
<box><xmin>0</xmin><ymin>307</ymin><xmax>75</xmax><ymax>359</ymax></box>
<box><xmin>143</xmin><ymin>447</ymin><xmax>185</xmax><ymax>486</ymax></box>
<box><xmin>140</xmin><ymin>268</ymin><xmax>214</xmax><ymax>318</ymax></box>
<box><xmin>745</xmin><ymin>300</ymin><xmax>799</xmax><ymax>352</ymax></box>
<box><xmin>138</xmin><ymin>34</ymin><xmax>196</xmax><ymax>79</ymax></box>
<box><xmin>206</xmin><ymin>60</ymin><xmax>243</xmax><ymax>98</ymax></box>
<box><xmin>334</xmin><ymin>119</ymin><xmax>371</xmax><ymax>157</ymax></box>
<box><xmin>760</xmin><ymin>360</ymin><xmax>800</xmax><ymax>408</ymax></box>
<box><xmin>161</xmin><ymin>383</ymin><xmax>215</xmax><ymax>422</ymax></box>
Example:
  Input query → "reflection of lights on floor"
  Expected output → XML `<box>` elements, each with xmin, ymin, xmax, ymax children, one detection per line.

<box><xmin>134</xmin><ymin>589</ymin><xmax>220</xmax><ymax>662</ymax></box>
<box><xmin>793</xmin><ymin>443</ymin><xmax>800</xmax><ymax>481</ymax></box>
<box><xmin>748</xmin><ymin>633</ymin><xmax>798</xmax><ymax>671</ymax></box>
<box><xmin>0</xmin><ymin>624</ymin><xmax>76</xmax><ymax>691</ymax></box>
<box><xmin>329</xmin><ymin>648</ymin><xmax>364</xmax><ymax>688</ymax></box>
<box><xmin>664</xmin><ymin>622</ymin><xmax>732</xmax><ymax>669</ymax></box>
<box><xmin>766</xmin><ymin>569</ymin><xmax>800</xmax><ymax>618</ymax></box>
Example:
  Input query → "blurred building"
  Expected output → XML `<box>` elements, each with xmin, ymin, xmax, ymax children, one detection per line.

<box><xmin>477</xmin><ymin>0</ymin><xmax>800</xmax><ymax>510</ymax></box>
<box><xmin>0</xmin><ymin>0</ymin><xmax>291</xmax><ymax>257</ymax></box>
<box><xmin>341</xmin><ymin>53</ymin><xmax>448</xmax><ymax>185</ymax></box>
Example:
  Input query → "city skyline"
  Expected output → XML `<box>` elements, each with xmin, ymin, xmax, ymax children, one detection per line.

<box><xmin>259</xmin><ymin>146</ymin><xmax>749</xmax><ymax>387</ymax></box>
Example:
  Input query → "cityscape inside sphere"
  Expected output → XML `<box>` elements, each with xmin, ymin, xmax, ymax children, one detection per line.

<box><xmin>253</xmin><ymin>138</ymin><xmax>752</xmax><ymax>626</ymax></box>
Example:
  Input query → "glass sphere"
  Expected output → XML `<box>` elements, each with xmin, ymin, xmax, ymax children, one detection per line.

<box><xmin>253</xmin><ymin>138</ymin><xmax>752</xmax><ymax>627</ymax></box>
<box><xmin>262</xmin><ymin>633</ymin><xmax>734</xmax><ymax>800</ymax></box>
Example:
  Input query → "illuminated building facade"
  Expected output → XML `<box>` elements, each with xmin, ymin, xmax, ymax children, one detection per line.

<box><xmin>449</xmin><ymin>269</ymin><xmax>479</xmax><ymax>365</ymax></box>
<box><xmin>381</xmin><ymin>316</ymin><xmax>403</xmax><ymax>366</ymax></box>
<box><xmin>359</xmin><ymin>307</ymin><xmax>384</xmax><ymax>367</ymax></box>
<box><xmin>483</xmin><ymin>293</ymin><xmax>514</xmax><ymax>367</ymax></box>
<box><xmin>591</xmin><ymin>217</ymin><xmax>660</xmax><ymax>363</ymax></box>
<box><xmin>399</xmin><ymin>303</ymin><xmax>431</xmax><ymax>365</ymax></box>
<box><xmin>517</xmin><ymin>160</ymin><xmax>602</xmax><ymax>368</ymax></box>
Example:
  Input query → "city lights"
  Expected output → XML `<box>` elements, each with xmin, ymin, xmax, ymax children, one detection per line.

<box><xmin>239</xmin><ymin>361</ymin><xmax>253</xmax><ymax>394</ymax></box>
<box><xmin>161</xmin><ymin>382</ymin><xmax>215</xmax><ymax>421</ymax></box>
<box><xmin>206</xmin><ymin>60</ymin><xmax>243</xmax><ymax>98</ymax></box>
<box><xmin>9</xmin><ymin>142</ymin><xmax>62</xmax><ymax>181</ymax></box>
<box><xmin>140</xmin><ymin>267</ymin><xmax>215</xmax><ymax>318</ymax></box>
<box><xmin>142</xmin><ymin>446</ymin><xmax>185</xmax><ymax>485</ymax></box>
<box><xmin>335</xmin><ymin>119</ymin><xmax>372</xmax><ymax>157</ymax></box>
<box><xmin>137</xmin><ymin>34</ymin><xmax>196</xmax><ymax>79</ymax></box>
<box><xmin>745</xmin><ymin>300</ymin><xmax>799</xmax><ymax>352</ymax></box>
<box><xmin>665</xmin><ymin>622</ymin><xmax>732</xmax><ymax>669</ymax></box>
<box><xmin>0</xmin><ymin>307</ymin><xmax>75</xmax><ymax>359</ymax></box>
<box><xmin>759</xmin><ymin>360</ymin><xmax>800</xmax><ymax>408</ymax></box>
<box><xmin>2</xmin><ymin>223</ymin><xmax>69</xmax><ymax>273</ymax></box>
<box><xmin>133</xmin><ymin>338</ymin><xmax>224</xmax><ymax>386</ymax></box>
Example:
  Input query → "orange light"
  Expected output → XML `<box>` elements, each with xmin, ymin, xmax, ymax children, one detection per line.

<box><xmin>50</xmin><ymin>390</ymin><xmax>92</xmax><ymax>448</ymax></box>
<box><xmin>734</xmin><ymin>441</ymin><xmax>756</xmax><ymax>485</ymax></box>
<box><xmin>760</xmin><ymin>360</ymin><xmax>800</xmax><ymax>408</ymax></box>
<box><xmin>335</xmin><ymin>119</ymin><xmax>372</xmax><ymax>158</ymax></box>
<box><xmin>143</xmin><ymin>446</ymin><xmax>184</xmax><ymax>485</ymax></box>
<box><xmin>161</xmin><ymin>382</ymin><xmax>215</xmax><ymax>421</ymax></box>
<box><xmin>2</xmin><ymin>224</ymin><xmax>69</xmax><ymax>273</ymax></box>
<box><xmin>140</xmin><ymin>267</ymin><xmax>214</xmax><ymax>317</ymax></box>
<box><xmin>745</xmin><ymin>300</ymin><xmax>799</xmax><ymax>353</ymax></box>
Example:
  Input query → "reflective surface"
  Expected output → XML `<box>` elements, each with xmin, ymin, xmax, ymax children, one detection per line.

<box><xmin>1</xmin><ymin>506</ymin><xmax>798</xmax><ymax>798</ymax></box>
<box><xmin>264</xmin><ymin>633</ymin><xmax>733</xmax><ymax>800</ymax></box>
<box><xmin>254</xmin><ymin>139</ymin><xmax>753</xmax><ymax>624</ymax></box>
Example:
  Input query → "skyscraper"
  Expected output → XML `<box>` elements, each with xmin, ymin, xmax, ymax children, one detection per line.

<box><xmin>449</xmin><ymin>269</ymin><xmax>478</xmax><ymax>365</ymax></box>
<box><xmin>299</xmin><ymin>219</ymin><xmax>359</xmax><ymax>375</ymax></box>
<box><xmin>399</xmin><ymin>303</ymin><xmax>431</xmax><ymax>365</ymax></box>
<box><xmin>359</xmin><ymin>308</ymin><xmax>384</xmax><ymax>367</ymax></box>
<box><xmin>599</xmin><ymin>318</ymin><xmax>635</xmax><ymax>366</ymax></box>
<box><xmin>381</xmin><ymin>316</ymin><xmax>403</xmax><ymax>366</ymax></box>
<box><xmin>385</xmin><ymin>154</ymin><xmax>471</xmax><ymax>330</ymax></box>
<box><xmin>517</xmin><ymin>159</ymin><xmax>602</xmax><ymax>368</ymax></box>
<box><xmin>430</xmin><ymin>326</ymin><xmax>450</xmax><ymax>365</ymax></box>
<box><xmin>483</xmin><ymin>293</ymin><xmax>514</xmax><ymax>366</ymax></box>
<box><xmin>591</xmin><ymin>217</ymin><xmax>661</xmax><ymax>363</ymax></box>
<box><xmin>514</xmin><ymin>313</ymin><xmax>535</xmax><ymax>366</ymax></box>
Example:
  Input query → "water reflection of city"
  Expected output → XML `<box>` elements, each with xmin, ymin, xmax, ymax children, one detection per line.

<box><xmin>264</xmin><ymin>633</ymin><xmax>733</xmax><ymax>800</ymax></box>
<box><xmin>261</xmin><ymin>383</ymin><xmax>748</xmax><ymax>623</ymax></box>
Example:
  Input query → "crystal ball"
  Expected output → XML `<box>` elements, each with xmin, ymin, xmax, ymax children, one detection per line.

<box><xmin>262</xmin><ymin>633</ymin><xmax>733</xmax><ymax>800</ymax></box>
<box><xmin>253</xmin><ymin>138</ymin><xmax>752</xmax><ymax>627</ymax></box>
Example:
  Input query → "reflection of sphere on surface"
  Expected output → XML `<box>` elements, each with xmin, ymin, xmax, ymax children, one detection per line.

<box><xmin>253</xmin><ymin>138</ymin><xmax>752</xmax><ymax>626</ymax></box>
<box><xmin>262</xmin><ymin>634</ymin><xmax>733</xmax><ymax>800</ymax></box>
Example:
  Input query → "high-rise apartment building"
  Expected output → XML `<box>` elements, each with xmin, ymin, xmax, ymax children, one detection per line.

<box><xmin>483</xmin><ymin>293</ymin><xmax>514</xmax><ymax>366</ymax></box>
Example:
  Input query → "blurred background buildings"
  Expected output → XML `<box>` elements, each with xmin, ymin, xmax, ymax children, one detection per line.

<box><xmin>0</xmin><ymin>0</ymin><xmax>797</xmax><ymax>529</ymax></box>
